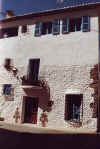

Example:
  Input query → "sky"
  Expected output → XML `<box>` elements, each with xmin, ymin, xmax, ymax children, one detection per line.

<box><xmin>1</xmin><ymin>0</ymin><xmax>60</xmax><ymax>17</ymax></box>
<box><xmin>0</xmin><ymin>0</ymin><xmax>100</xmax><ymax>19</ymax></box>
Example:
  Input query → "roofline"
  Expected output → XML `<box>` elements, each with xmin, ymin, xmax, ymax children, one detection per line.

<box><xmin>1</xmin><ymin>2</ymin><xmax>100</xmax><ymax>24</ymax></box>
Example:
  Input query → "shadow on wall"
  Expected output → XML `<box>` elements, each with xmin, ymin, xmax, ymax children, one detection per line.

<box><xmin>39</xmin><ymin>78</ymin><xmax>53</xmax><ymax>112</ymax></box>
<box><xmin>4</xmin><ymin>58</ymin><xmax>13</xmax><ymax>71</ymax></box>
<box><xmin>22</xmin><ymin>77</ymin><xmax>53</xmax><ymax>112</ymax></box>
<box><xmin>4</xmin><ymin>58</ymin><xmax>18</xmax><ymax>77</ymax></box>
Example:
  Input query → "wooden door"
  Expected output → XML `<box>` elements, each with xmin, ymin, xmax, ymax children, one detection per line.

<box><xmin>24</xmin><ymin>97</ymin><xmax>38</xmax><ymax>124</ymax></box>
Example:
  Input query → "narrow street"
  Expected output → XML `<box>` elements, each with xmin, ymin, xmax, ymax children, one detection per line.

<box><xmin>0</xmin><ymin>122</ymin><xmax>99</xmax><ymax>149</ymax></box>
<box><xmin>0</xmin><ymin>128</ymin><xmax>99</xmax><ymax>149</ymax></box>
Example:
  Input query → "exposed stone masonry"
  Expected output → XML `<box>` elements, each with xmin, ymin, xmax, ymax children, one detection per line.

<box><xmin>0</xmin><ymin>60</ymin><xmax>97</xmax><ymax>129</ymax></box>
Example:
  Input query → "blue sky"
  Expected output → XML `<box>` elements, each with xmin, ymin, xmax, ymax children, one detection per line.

<box><xmin>0</xmin><ymin>0</ymin><xmax>100</xmax><ymax>19</ymax></box>
<box><xmin>1</xmin><ymin>0</ymin><xmax>59</xmax><ymax>16</ymax></box>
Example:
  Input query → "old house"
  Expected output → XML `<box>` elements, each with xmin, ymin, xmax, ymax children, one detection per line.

<box><xmin>0</xmin><ymin>0</ymin><xmax>100</xmax><ymax>131</ymax></box>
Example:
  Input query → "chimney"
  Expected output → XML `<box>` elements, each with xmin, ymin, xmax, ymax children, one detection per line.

<box><xmin>6</xmin><ymin>10</ymin><xmax>14</xmax><ymax>18</ymax></box>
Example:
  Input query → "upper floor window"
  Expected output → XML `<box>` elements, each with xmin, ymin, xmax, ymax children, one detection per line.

<box><xmin>0</xmin><ymin>16</ymin><xmax>90</xmax><ymax>40</ymax></box>
<box><xmin>34</xmin><ymin>22</ymin><xmax>42</xmax><ymax>36</ymax></box>
<box><xmin>3</xmin><ymin>27</ymin><xmax>18</xmax><ymax>38</ymax></box>
<box><xmin>69</xmin><ymin>18</ymin><xmax>82</xmax><ymax>32</ymax></box>
<box><xmin>21</xmin><ymin>25</ymin><xmax>27</xmax><ymax>33</ymax></box>
<box><xmin>62</xmin><ymin>16</ymin><xmax>90</xmax><ymax>33</ymax></box>
<box><xmin>41</xmin><ymin>22</ymin><xmax>52</xmax><ymax>35</ymax></box>
<box><xmin>52</xmin><ymin>19</ymin><xmax>60</xmax><ymax>35</ymax></box>
<box><xmin>34</xmin><ymin>19</ymin><xmax>60</xmax><ymax>36</ymax></box>
<box><xmin>34</xmin><ymin>16</ymin><xmax>90</xmax><ymax>37</ymax></box>
<box><xmin>62</xmin><ymin>18</ymin><xmax>69</xmax><ymax>34</ymax></box>
<box><xmin>82</xmin><ymin>16</ymin><xmax>90</xmax><ymax>32</ymax></box>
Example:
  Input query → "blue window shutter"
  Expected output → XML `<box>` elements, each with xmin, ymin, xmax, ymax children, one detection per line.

<box><xmin>62</xmin><ymin>18</ymin><xmax>69</xmax><ymax>34</ymax></box>
<box><xmin>52</xmin><ymin>19</ymin><xmax>60</xmax><ymax>35</ymax></box>
<box><xmin>34</xmin><ymin>22</ymin><xmax>42</xmax><ymax>36</ymax></box>
<box><xmin>82</xmin><ymin>16</ymin><xmax>90</xmax><ymax>32</ymax></box>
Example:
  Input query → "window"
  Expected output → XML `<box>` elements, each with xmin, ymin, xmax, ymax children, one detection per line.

<box><xmin>34</xmin><ymin>22</ymin><xmax>42</xmax><ymax>36</ymax></box>
<box><xmin>65</xmin><ymin>94</ymin><xmax>83</xmax><ymax>121</ymax></box>
<box><xmin>21</xmin><ymin>25</ymin><xmax>27</xmax><ymax>33</ymax></box>
<box><xmin>3</xmin><ymin>27</ymin><xmax>18</xmax><ymax>38</ymax></box>
<box><xmin>35</xmin><ymin>20</ymin><xmax>60</xmax><ymax>36</ymax></box>
<box><xmin>3</xmin><ymin>84</ymin><xmax>12</xmax><ymax>96</ymax></box>
<box><xmin>62</xmin><ymin>18</ymin><xmax>69</xmax><ymax>34</ymax></box>
<box><xmin>82</xmin><ymin>16</ymin><xmax>90</xmax><ymax>32</ymax></box>
<box><xmin>41</xmin><ymin>22</ymin><xmax>52</xmax><ymax>35</ymax></box>
<box><xmin>52</xmin><ymin>19</ymin><xmax>60</xmax><ymax>35</ymax></box>
<box><xmin>35</xmin><ymin>21</ymin><xmax>52</xmax><ymax>36</ymax></box>
<box><xmin>34</xmin><ymin>16</ymin><xmax>90</xmax><ymax>37</ymax></box>
<box><xmin>27</xmin><ymin>59</ymin><xmax>40</xmax><ymax>82</ymax></box>
<box><xmin>2</xmin><ymin>84</ymin><xmax>14</xmax><ymax>100</ymax></box>
<box><xmin>69</xmin><ymin>18</ymin><xmax>82</xmax><ymax>32</ymax></box>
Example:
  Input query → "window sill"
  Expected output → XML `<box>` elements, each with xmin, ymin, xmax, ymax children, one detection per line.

<box><xmin>68</xmin><ymin>120</ymin><xmax>82</xmax><ymax>128</ymax></box>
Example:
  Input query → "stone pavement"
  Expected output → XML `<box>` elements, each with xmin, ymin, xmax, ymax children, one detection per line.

<box><xmin>0</xmin><ymin>121</ymin><xmax>97</xmax><ymax>134</ymax></box>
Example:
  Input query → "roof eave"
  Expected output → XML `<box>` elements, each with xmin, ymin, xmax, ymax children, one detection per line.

<box><xmin>1</xmin><ymin>2</ymin><xmax>100</xmax><ymax>24</ymax></box>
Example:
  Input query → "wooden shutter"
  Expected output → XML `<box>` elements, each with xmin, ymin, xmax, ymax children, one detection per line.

<box><xmin>27</xmin><ymin>59</ymin><xmax>40</xmax><ymax>81</ymax></box>
<box><xmin>82</xmin><ymin>16</ymin><xmax>90</xmax><ymax>32</ymax></box>
<box><xmin>52</xmin><ymin>19</ymin><xmax>60</xmax><ymax>35</ymax></box>
<box><xmin>62</xmin><ymin>18</ymin><xmax>69</xmax><ymax>34</ymax></box>
<box><xmin>34</xmin><ymin>22</ymin><xmax>42</xmax><ymax>36</ymax></box>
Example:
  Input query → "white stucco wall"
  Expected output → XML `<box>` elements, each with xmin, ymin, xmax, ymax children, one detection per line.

<box><xmin>0</xmin><ymin>17</ymin><xmax>98</xmax><ymax>67</ymax></box>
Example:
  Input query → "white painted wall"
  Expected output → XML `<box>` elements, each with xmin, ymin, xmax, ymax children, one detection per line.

<box><xmin>0</xmin><ymin>17</ymin><xmax>98</xmax><ymax>68</ymax></box>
